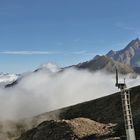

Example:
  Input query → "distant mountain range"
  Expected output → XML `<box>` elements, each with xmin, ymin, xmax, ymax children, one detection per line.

<box><xmin>0</xmin><ymin>73</ymin><xmax>18</xmax><ymax>86</ymax></box>
<box><xmin>75</xmin><ymin>55</ymin><xmax>134</xmax><ymax>74</ymax></box>
<box><xmin>74</xmin><ymin>38</ymin><xmax>140</xmax><ymax>74</ymax></box>
<box><xmin>4</xmin><ymin>38</ymin><xmax>140</xmax><ymax>88</ymax></box>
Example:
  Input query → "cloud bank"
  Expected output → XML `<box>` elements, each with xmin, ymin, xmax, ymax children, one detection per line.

<box><xmin>0</xmin><ymin>63</ymin><xmax>139</xmax><ymax>120</ymax></box>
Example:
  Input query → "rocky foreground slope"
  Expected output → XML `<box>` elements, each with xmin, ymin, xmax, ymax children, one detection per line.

<box><xmin>21</xmin><ymin>86</ymin><xmax>140</xmax><ymax>139</ymax></box>
<box><xmin>0</xmin><ymin>85</ymin><xmax>140</xmax><ymax>140</ymax></box>
<box><xmin>75</xmin><ymin>55</ymin><xmax>134</xmax><ymax>74</ymax></box>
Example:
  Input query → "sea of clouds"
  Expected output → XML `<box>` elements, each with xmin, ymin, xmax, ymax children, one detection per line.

<box><xmin>0</xmin><ymin>63</ymin><xmax>139</xmax><ymax>121</ymax></box>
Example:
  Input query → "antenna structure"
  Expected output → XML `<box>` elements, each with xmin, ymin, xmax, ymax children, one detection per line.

<box><xmin>115</xmin><ymin>69</ymin><xmax>136</xmax><ymax>140</ymax></box>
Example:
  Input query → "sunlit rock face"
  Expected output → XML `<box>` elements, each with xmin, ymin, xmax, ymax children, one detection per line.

<box><xmin>106</xmin><ymin>38</ymin><xmax>140</xmax><ymax>67</ymax></box>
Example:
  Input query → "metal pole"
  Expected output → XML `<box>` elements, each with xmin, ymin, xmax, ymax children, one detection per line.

<box><xmin>120</xmin><ymin>88</ymin><xmax>136</xmax><ymax>140</ymax></box>
<box><xmin>115</xmin><ymin>68</ymin><xmax>136</xmax><ymax>140</ymax></box>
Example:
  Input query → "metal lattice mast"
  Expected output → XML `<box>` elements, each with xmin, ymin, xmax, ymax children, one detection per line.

<box><xmin>115</xmin><ymin>69</ymin><xmax>136</xmax><ymax>140</ymax></box>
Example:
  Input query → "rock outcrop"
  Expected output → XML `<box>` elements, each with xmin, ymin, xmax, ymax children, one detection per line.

<box><xmin>17</xmin><ymin>118</ymin><xmax>114</xmax><ymax>140</ymax></box>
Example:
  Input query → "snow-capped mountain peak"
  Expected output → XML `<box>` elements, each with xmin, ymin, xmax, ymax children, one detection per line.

<box><xmin>0</xmin><ymin>73</ymin><xmax>18</xmax><ymax>85</ymax></box>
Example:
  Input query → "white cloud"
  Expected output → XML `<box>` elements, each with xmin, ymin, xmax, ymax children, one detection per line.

<box><xmin>0</xmin><ymin>63</ymin><xmax>139</xmax><ymax>121</ymax></box>
<box><xmin>0</xmin><ymin>67</ymin><xmax>117</xmax><ymax>120</ymax></box>
<box><xmin>0</xmin><ymin>51</ymin><xmax>60</xmax><ymax>55</ymax></box>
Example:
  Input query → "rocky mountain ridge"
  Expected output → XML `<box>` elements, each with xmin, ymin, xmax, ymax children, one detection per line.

<box><xmin>106</xmin><ymin>38</ymin><xmax>140</xmax><ymax>67</ymax></box>
<box><xmin>74</xmin><ymin>38</ymin><xmax>140</xmax><ymax>74</ymax></box>
<box><xmin>75</xmin><ymin>55</ymin><xmax>134</xmax><ymax>74</ymax></box>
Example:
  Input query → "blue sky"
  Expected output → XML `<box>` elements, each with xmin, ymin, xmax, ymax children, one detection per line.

<box><xmin>0</xmin><ymin>0</ymin><xmax>140</xmax><ymax>73</ymax></box>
